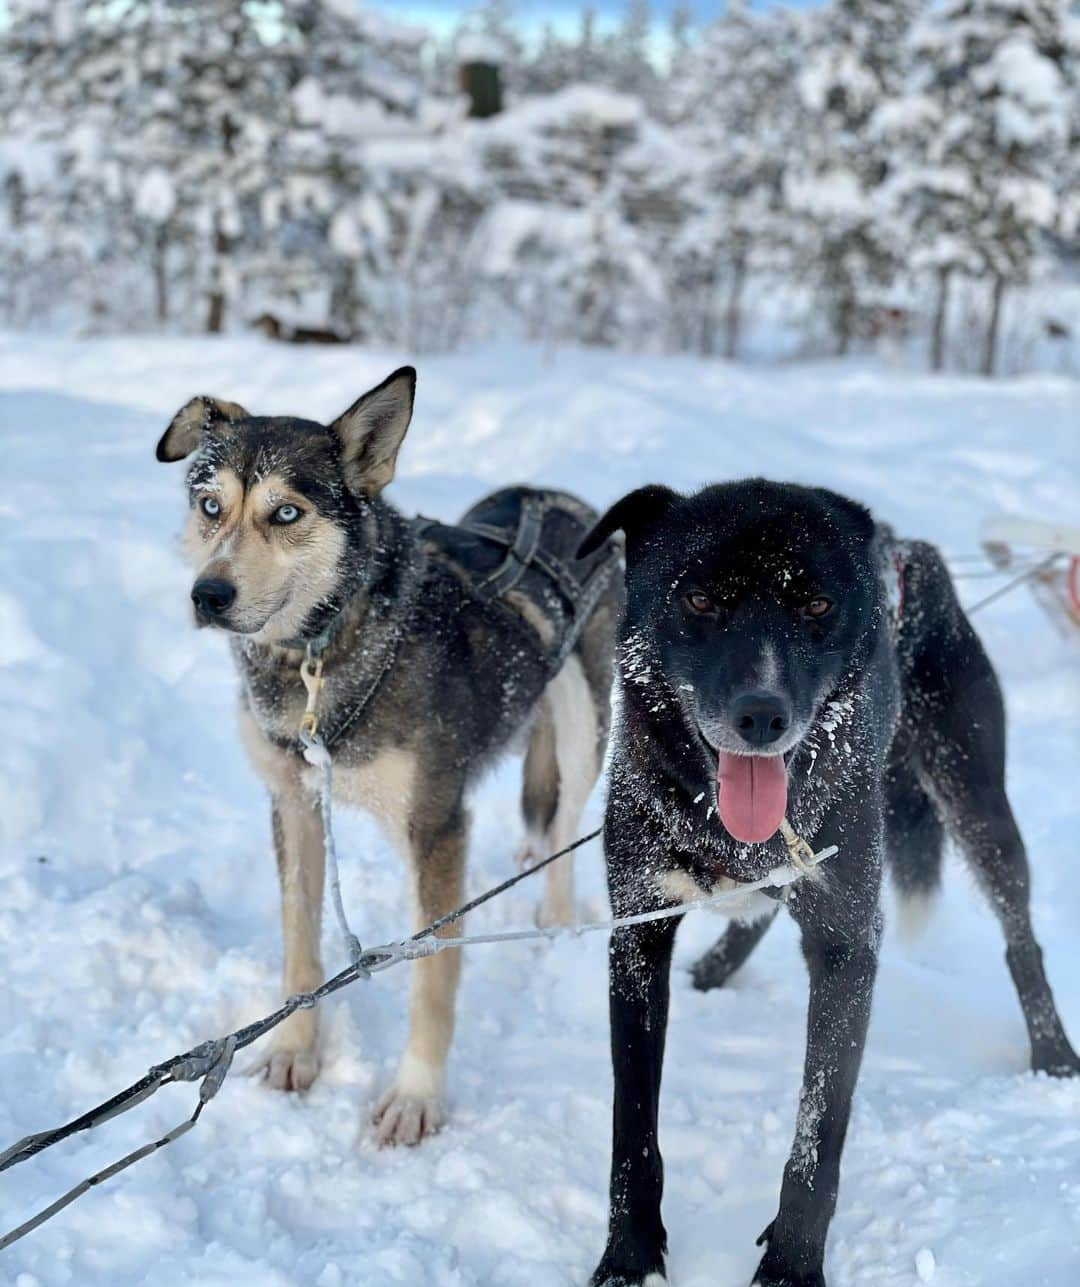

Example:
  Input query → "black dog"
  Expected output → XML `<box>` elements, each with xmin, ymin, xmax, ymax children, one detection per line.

<box><xmin>578</xmin><ymin>480</ymin><xmax>1078</xmax><ymax>1287</ymax></box>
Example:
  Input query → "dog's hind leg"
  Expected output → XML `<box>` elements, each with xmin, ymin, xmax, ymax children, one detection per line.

<box><xmin>374</xmin><ymin>798</ymin><xmax>467</xmax><ymax>1146</ymax></box>
<box><xmin>520</xmin><ymin>692</ymin><xmax>558</xmax><ymax>866</ymax></box>
<box><xmin>690</xmin><ymin>908</ymin><xmax>778</xmax><ymax>992</ymax></box>
<box><xmin>522</xmin><ymin>653</ymin><xmax>601</xmax><ymax>928</ymax></box>
<box><xmin>919</xmin><ymin>738</ymin><xmax>1079</xmax><ymax>1075</ymax></box>
<box><xmin>911</xmin><ymin>617</ymin><xmax>1079</xmax><ymax>1075</ymax></box>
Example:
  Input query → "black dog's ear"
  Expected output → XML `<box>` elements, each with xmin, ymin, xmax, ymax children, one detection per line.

<box><xmin>577</xmin><ymin>485</ymin><xmax>679</xmax><ymax>558</ymax></box>
<box><xmin>331</xmin><ymin>366</ymin><xmax>416</xmax><ymax>496</ymax></box>
<box><xmin>156</xmin><ymin>395</ymin><xmax>249</xmax><ymax>462</ymax></box>
<box><xmin>811</xmin><ymin>487</ymin><xmax>876</xmax><ymax>542</ymax></box>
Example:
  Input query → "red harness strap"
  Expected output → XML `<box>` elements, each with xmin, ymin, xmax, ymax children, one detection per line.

<box><xmin>892</xmin><ymin>549</ymin><xmax>905</xmax><ymax>635</ymax></box>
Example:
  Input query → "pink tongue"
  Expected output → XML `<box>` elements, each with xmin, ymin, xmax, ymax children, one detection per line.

<box><xmin>716</xmin><ymin>752</ymin><xmax>788</xmax><ymax>843</ymax></box>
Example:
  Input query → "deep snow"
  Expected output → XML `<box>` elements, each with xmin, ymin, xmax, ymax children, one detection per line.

<box><xmin>0</xmin><ymin>334</ymin><xmax>1078</xmax><ymax>1286</ymax></box>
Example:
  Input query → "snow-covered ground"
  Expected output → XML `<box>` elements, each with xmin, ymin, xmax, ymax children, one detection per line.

<box><xmin>1</xmin><ymin>334</ymin><xmax>1078</xmax><ymax>1287</ymax></box>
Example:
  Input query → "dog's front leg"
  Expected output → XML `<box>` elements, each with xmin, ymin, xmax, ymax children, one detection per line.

<box><xmin>753</xmin><ymin>853</ymin><xmax>881</xmax><ymax>1287</ymax></box>
<box><xmin>592</xmin><ymin>912</ymin><xmax>680</xmax><ymax>1287</ymax></box>
<box><xmin>374</xmin><ymin>803</ymin><xmax>467</xmax><ymax>1147</ymax></box>
<box><xmin>262</xmin><ymin>786</ymin><xmax>325</xmax><ymax>1091</ymax></box>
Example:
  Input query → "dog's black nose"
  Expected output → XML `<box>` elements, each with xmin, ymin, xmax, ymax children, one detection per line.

<box><xmin>191</xmin><ymin>578</ymin><xmax>236</xmax><ymax>619</ymax></box>
<box><xmin>731</xmin><ymin>691</ymin><xmax>791</xmax><ymax>747</ymax></box>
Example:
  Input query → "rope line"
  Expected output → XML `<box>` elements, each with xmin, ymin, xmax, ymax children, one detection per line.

<box><xmin>0</xmin><ymin>805</ymin><xmax>829</xmax><ymax>1251</ymax></box>
<box><xmin>964</xmin><ymin>553</ymin><xmax>1061</xmax><ymax>616</ymax></box>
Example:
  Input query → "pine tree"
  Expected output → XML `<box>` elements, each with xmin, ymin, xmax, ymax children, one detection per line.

<box><xmin>786</xmin><ymin>0</ymin><xmax>926</xmax><ymax>355</ymax></box>
<box><xmin>669</xmin><ymin>2</ymin><xmax>803</xmax><ymax>356</ymax></box>
<box><xmin>469</xmin><ymin>84</ymin><xmax>664</xmax><ymax>347</ymax></box>
<box><xmin>0</xmin><ymin>0</ymin><xmax>429</xmax><ymax>334</ymax></box>
<box><xmin>901</xmin><ymin>0</ymin><xmax>1074</xmax><ymax>374</ymax></box>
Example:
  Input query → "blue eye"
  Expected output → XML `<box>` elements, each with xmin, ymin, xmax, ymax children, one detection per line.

<box><xmin>200</xmin><ymin>496</ymin><xmax>221</xmax><ymax>518</ymax></box>
<box><xmin>273</xmin><ymin>504</ymin><xmax>301</xmax><ymax>525</ymax></box>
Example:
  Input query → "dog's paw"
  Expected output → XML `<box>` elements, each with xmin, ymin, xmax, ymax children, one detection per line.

<box><xmin>689</xmin><ymin>950</ymin><xmax>733</xmax><ymax>992</ymax></box>
<box><xmin>751</xmin><ymin>1255</ymin><xmax>825</xmax><ymax>1287</ymax></box>
<box><xmin>591</xmin><ymin>1270</ymin><xmax>667</xmax><ymax>1286</ymax></box>
<box><xmin>751</xmin><ymin>1224</ymin><xmax>825</xmax><ymax>1287</ymax></box>
<box><xmin>590</xmin><ymin>1269</ymin><xmax>667</xmax><ymax>1287</ymax></box>
<box><xmin>590</xmin><ymin>1244</ymin><xmax>667</xmax><ymax>1287</ymax></box>
<box><xmin>372</xmin><ymin>1085</ymin><xmax>446</xmax><ymax>1146</ymax></box>
<box><xmin>250</xmin><ymin>1009</ymin><xmax>320</xmax><ymax>1092</ymax></box>
<box><xmin>372</xmin><ymin>1054</ymin><xmax>447</xmax><ymax>1147</ymax></box>
<box><xmin>1031</xmin><ymin>1043</ymin><xmax>1080</xmax><ymax>1077</ymax></box>
<box><xmin>517</xmin><ymin>838</ymin><xmax>543</xmax><ymax>871</ymax></box>
<box><xmin>254</xmin><ymin>1045</ymin><xmax>320</xmax><ymax>1092</ymax></box>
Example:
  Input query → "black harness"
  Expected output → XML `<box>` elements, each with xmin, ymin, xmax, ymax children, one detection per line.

<box><xmin>411</xmin><ymin>496</ymin><xmax>620</xmax><ymax>670</ymax></box>
<box><xmin>295</xmin><ymin>498</ymin><xmax>620</xmax><ymax>753</ymax></box>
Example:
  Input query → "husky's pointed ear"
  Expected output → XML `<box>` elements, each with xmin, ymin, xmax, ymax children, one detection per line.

<box><xmin>578</xmin><ymin>485</ymin><xmax>679</xmax><ymax>558</ymax></box>
<box><xmin>156</xmin><ymin>395</ymin><xmax>249</xmax><ymax>462</ymax></box>
<box><xmin>331</xmin><ymin>366</ymin><xmax>416</xmax><ymax>496</ymax></box>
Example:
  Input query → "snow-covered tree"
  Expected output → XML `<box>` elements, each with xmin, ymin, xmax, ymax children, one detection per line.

<box><xmin>668</xmin><ymin>2</ymin><xmax>803</xmax><ymax>356</ymax></box>
<box><xmin>469</xmin><ymin>85</ymin><xmax>666</xmax><ymax>347</ymax></box>
<box><xmin>896</xmin><ymin>0</ymin><xmax>1074</xmax><ymax>374</ymax></box>
<box><xmin>785</xmin><ymin>0</ymin><xmax>926</xmax><ymax>354</ymax></box>
<box><xmin>0</xmin><ymin>0</ymin><xmax>430</xmax><ymax>334</ymax></box>
<box><xmin>2</xmin><ymin>0</ymin><xmax>1078</xmax><ymax>366</ymax></box>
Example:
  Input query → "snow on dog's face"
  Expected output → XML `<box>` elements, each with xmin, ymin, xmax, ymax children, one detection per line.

<box><xmin>155</xmin><ymin>367</ymin><xmax>415</xmax><ymax>644</ymax></box>
<box><xmin>580</xmin><ymin>480</ymin><xmax>884</xmax><ymax>844</ymax></box>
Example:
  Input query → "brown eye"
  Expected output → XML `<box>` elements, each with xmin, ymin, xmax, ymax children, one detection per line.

<box><xmin>686</xmin><ymin>591</ymin><xmax>715</xmax><ymax>615</ymax></box>
<box><xmin>802</xmin><ymin>597</ymin><xmax>833</xmax><ymax>619</ymax></box>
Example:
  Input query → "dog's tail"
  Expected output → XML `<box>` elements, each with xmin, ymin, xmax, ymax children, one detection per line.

<box><xmin>884</xmin><ymin>757</ymin><xmax>946</xmax><ymax>940</ymax></box>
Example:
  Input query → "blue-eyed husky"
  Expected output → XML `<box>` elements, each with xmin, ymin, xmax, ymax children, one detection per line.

<box><xmin>157</xmin><ymin>367</ymin><xmax>620</xmax><ymax>1145</ymax></box>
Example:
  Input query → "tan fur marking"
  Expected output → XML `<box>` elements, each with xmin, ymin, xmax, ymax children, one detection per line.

<box><xmin>655</xmin><ymin>867</ymin><xmax>775</xmax><ymax>923</ymax></box>
<box><xmin>540</xmin><ymin>655</ymin><xmax>599</xmax><ymax>926</ymax></box>
<box><xmin>183</xmin><ymin>468</ymin><xmax>243</xmax><ymax>563</ymax></box>
<box><xmin>505</xmin><ymin>590</ymin><xmax>557</xmax><ymax>647</ymax></box>
<box><xmin>332</xmin><ymin>750</ymin><xmax>416</xmax><ymax>854</ymax></box>
<box><xmin>184</xmin><ymin>468</ymin><xmax>346</xmax><ymax>643</ymax></box>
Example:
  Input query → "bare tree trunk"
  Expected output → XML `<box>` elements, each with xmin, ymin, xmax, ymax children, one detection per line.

<box><xmin>206</xmin><ymin>112</ymin><xmax>239</xmax><ymax>335</ymax></box>
<box><xmin>822</xmin><ymin>247</ymin><xmax>854</xmax><ymax>357</ymax></box>
<box><xmin>153</xmin><ymin>225</ymin><xmax>168</xmax><ymax>325</ymax></box>
<box><xmin>981</xmin><ymin>274</ymin><xmax>1006</xmax><ymax>377</ymax></box>
<box><xmin>722</xmin><ymin>250</ymin><xmax>747</xmax><ymax>361</ymax></box>
<box><xmin>205</xmin><ymin>223</ymin><xmax>227</xmax><ymax>334</ymax></box>
<box><xmin>834</xmin><ymin>295</ymin><xmax>853</xmax><ymax>356</ymax></box>
<box><xmin>699</xmin><ymin>267</ymin><xmax>716</xmax><ymax>357</ymax></box>
<box><xmin>930</xmin><ymin>266</ymin><xmax>949</xmax><ymax>372</ymax></box>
